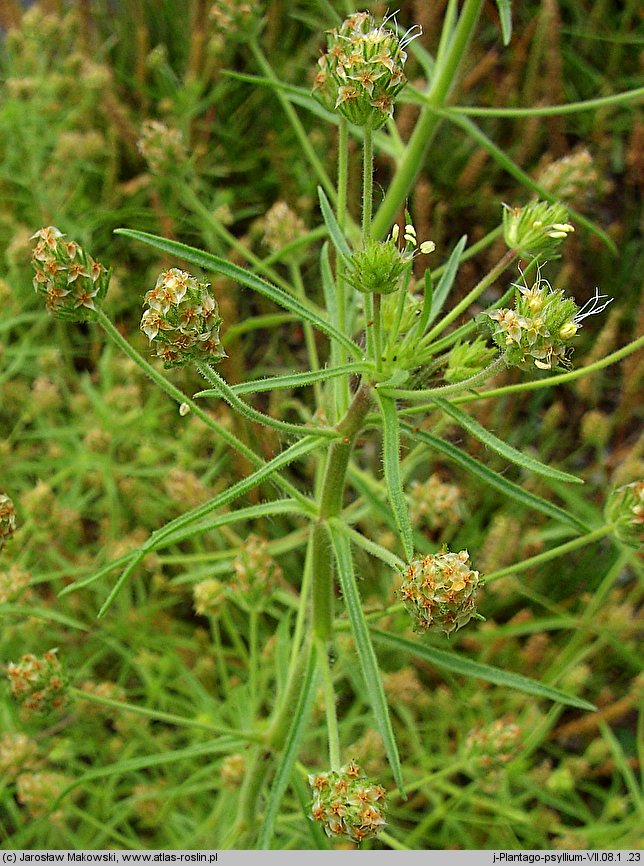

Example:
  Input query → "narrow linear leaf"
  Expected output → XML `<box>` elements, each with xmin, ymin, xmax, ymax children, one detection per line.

<box><xmin>329</xmin><ymin>518</ymin><xmax>406</xmax><ymax>572</ymax></box>
<box><xmin>55</xmin><ymin>739</ymin><xmax>243</xmax><ymax>804</ymax></box>
<box><xmin>318</xmin><ymin>187</ymin><xmax>352</xmax><ymax>261</ymax></box>
<box><xmin>58</xmin><ymin>552</ymin><xmax>136</xmax><ymax>596</ymax></box>
<box><xmin>402</xmin><ymin>422</ymin><xmax>589</xmax><ymax>532</ymax></box>
<box><xmin>114</xmin><ymin>229</ymin><xmax>362</xmax><ymax>359</ymax></box>
<box><xmin>432</xmin><ymin>396</ymin><xmax>583</xmax><ymax>485</ymax></box>
<box><xmin>329</xmin><ymin>526</ymin><xmax>405</xmax><ymax>794</ymax></box>
<box><xmin>371</xmin><ymin>629</ymin><xmax>596</xmax><ymax>711</ymax></box>
<box><xmin>496</xmin><ymin>0</ymin><xmax>512</xmax><ymax>45</ymax></box>
<box><xmin>98</xmin><ymin>437</ymin><xmax>322</xmax><ymax>618</ymax></box>
<box><xmin>258</xmin><ymin>643</ymin><xmax>319</xmax><ymax>849</ymax></box>
<box><xmin>195</xmin><ymin>364</ymin><xmax>366</xmax><ymax>398</ymax></box>
<box><xmin>378</xmin><ymin>394</ymin><xmax>414</xmax><ymax>561</ymax></box>
<box><xmin>427</xmin><ymin>235</ymin><xmax>468</xmax><ymax>327</ymax></box>
<box><xmin>0</xmin><ymin>605</ymin><xmax>88</xmax><ymax>631</ymax></box>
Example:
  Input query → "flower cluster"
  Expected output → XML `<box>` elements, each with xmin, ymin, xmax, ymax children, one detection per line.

<box><xmin>484</xmin><ymin>272</ymin><xmax>612</xmax><ymax>370</ymax></box>
<box><xmin>209</xmin><ymin>0</ymin><xmax>261</xmax><ymax>39</ymax></box>
<box><xmin>0</xmin><ymin>565</ymin><xmax>31</xmax><ymax>604</ymax></box>
<box><xmin>193</xmin><ymin>578</ymin><xmax>227</xmax><ymax>617</ymax></box>
<box><xmin>140</xmin><ymin>268</ymin><xmax>225</xmax><ymax>368</ymax></box>
<box><xmin>537</xmin><ymin>148</ymin><xmax>599</xmax><ymax>205</ymax></box>
<box><xmin>263</xmin><ymin>200</ymin><xmax>307</xmax><ymax>254</ymax></box>
<box><xmin>0</xmin><ymin>493</ymin><xmax>17</xmax><ymax>551</ymax></box>
<box><xmin>345</xmin><ymin>223</ymin><xmax>434</xmax><ymax>296</ymax></box>
<box><xmin>309</xmin><ymin>759</ymin><xmax>387</xmax><ymax>843</ymax></box>
<box><xmin>503</xmin><ymin>200</ymin><xmax>574</xmax><ymax>260</ymax></box>
<box><xmin>31</xmin><ymin>227</ymin><xmax>110</xmax><ymax>321</ymax></box>
<box><xmin>231</xmin><ymin>534</ymin><xmax>282</xmax><ymax>611</ymax></box>
<box><xmin>137</xmin><ymin>120</ymin><xmax>188</xmax><ymax>175</ymax></box>
<box><xmin>409</xmin><ymin>473</ymin><xmax>462</xmax><ymax>532</ymax></box>
<box><xmin>313</xmin><ymin>12</ymin><xmax>419</xmax><ymax>129</ymax></box>
<box><xmin>605</xmin><ymin>481</ymin><xmax>644</xmax><ymax>549</ymax></box>
<box><xmin>398</xmin><ymin>549</ymin><xmax>482</xmax><ymax>636</ymax></box>
<box><xmin>466</xmin><ymin>717</ymin><xmax>522</xmax><ymax>770</ymax></box>
<box><xmin>5</xmin><ymin>649</ymin><xmax>68</xmax><ymax>716</ymax></box>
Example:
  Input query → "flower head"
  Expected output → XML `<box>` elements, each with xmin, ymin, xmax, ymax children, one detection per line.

<box><xmin>31</xmin><ymin>227</ymin><xmax>110</xmax><ymax>321</ymax></box>
<box><xmin>398</xmin><ymin>548</ymin><xmax>483</xmax><ymax>636</ymax></box>
<box><xmin>313</xmin><ymin>12</ymin><xmax>420</xmax><ymax>129</ymax></box>
<box><xmin>483</xmin><ymin>267</ymin><xmax>612</xmax><ymax>371</ymax></box>
<box><xmin>141</xmin><ymin>269</ymin><xmax>225</xmax><ymax>369</ymax></box>
<box><xmin>503</xmin><ymin>200</ymin><xmax>575</xmax><ymax>259</ymax></box>
<box><xmin>5</xmin><ymin>649</ymin><xmax>68</xmax><ymax>716</ymax></box>
<box><xmin>605</xmin><ymin>481</ymin><xmax>644</xmax><ymax>549</ymax></box>
<box><xmin>0</xmin><ymin>493</ymin><xmax>17</xmax><ymax>551</ymax></box>
<box><xmin>345</xmin><ymin>221</ymin><xmax>434</xmax><ymax>295</ymax></box>
<box><xmin>309</xmin><ymin>760</ymin><xmax>387</xmax><ymax>843</ymax></box>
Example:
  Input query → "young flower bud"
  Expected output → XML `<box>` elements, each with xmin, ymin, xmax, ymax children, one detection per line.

<box><xmin>345</xmin><ymin>238</ymin><xmax>408</xmax><ymax>295</ymax></box>
<box><xmin>502</xmin><ymin>201</ymin><xmax>574</xmax><ymax>259</ymax></box>
<box><xmin>5</xmin><ymin>649</ymin><xmax>68</xmax><ymax>716</ymax></box>
<box><xmin>313</xmin><ymin>12</ymin><xmax>419</xmax><ymax>129</ymax></box>
<box><xmin>309</xmin><ymin>759</ymin><xmax>387</xmax><ymax>843</ymax></box>
<box><xmin>443</xmin><ymin>337</ymin><xmax>498</xmax><ymax>384</ymax></box>
<box><xmin>0</xmin><ymin>493</ymin><xmax>17</xmax><ymax>551</ymax></box>
<box><xmin>141</xmin><ymin>268</ymin><xmax>225</xmax><ymax>369</ymax></box>
<box><xmin>31</xmin><ymin>227</ymin><xmax>110</xmax><ymax>322</ymax></box>
<box><xmin>483</xmin><ymin>270</ymin><xmax>612</xmax><ymax>371</ymax></box>
<box><xmin>605</xmin><ymin>481</ymin><xmax>644</xmax><ymax>549</ymax></box>
<box><xmin>398</xmin><ymin>549</ymin><xmax>482</xmax><ymax>636</ymax></box>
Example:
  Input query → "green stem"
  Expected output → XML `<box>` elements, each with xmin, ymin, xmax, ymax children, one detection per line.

<box><xmin>421</xmin><ymin>248</ymin><xmax>517</xmax><ymax>345</ymax></box>
<box><xmin>486</xmin><ymin>524</ymin><xmax>616</xmax><ymax>583</ymax></box>
<box><xmin>378</xmin><ymin>356</ymin><xmax>506</xmax><ymax>401</ymax></box>
<box><xmin>312</xmin><ymin>382</ymin><xmax>373</xmax><ymax>643</ymax></box>
<box><xmin>196</xmin><ymin>362</ymin><xmax>337</xmax><ymax>440</ymax></box>
<box><xmin>371</xmin><ymin>0</ymin><xmax>485</xmax><ymax>239</ymax></box>
<box><xmin>373</xmin><ymin>293</ymin><xmax>383</xmax><ymax>369</ymax></box>
<box><xmin>316</xmin><ymin>637</ymin><xmax>341</xmax><ymax>771</ymax></box>
<box><xmin>335</xmin><ymin>117</ymin><xmax>350</xmax><ymax>419</ymax></box>
<box><xmin>452</xmin><ymin>334</ymin><xmax>644</xmax><ymax>405</ymax></box>
<box><xmin>210</xmin><ymin>616</ymin><xmax>231</xmax><ymax>701</ymax></box>
<box><xmin>289</xmin><ymin>262</ymin><xmax>323</xmax><ymax>405</ymax></box>
<box><xmin>362</xmin><ymin>126</ymin><xmax>373</xmax><ymax>245</ymax></box>
<box><xmin>94</xmin><ymin>309</ymin><xmax>312</xmax><ymax>509</ymax></box>
<box><xmin>249</xmin><ymin>608</ymin><xmax>259</xmax><ymax>719</ymax></box>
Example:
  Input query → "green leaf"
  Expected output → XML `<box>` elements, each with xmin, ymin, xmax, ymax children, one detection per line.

<box><xmin>0</xmin><ymin>605</ymin><xmax>88</xmax><ymax>631</ymax></box>
<box><xmin>371</xmin><ymin>629</ymin><xmax>596</xmax><ymax>711</ymax></box>
<box><xmin>195</xmin><ymin>364</ymin><xmax>367</xmax><ymax>398</ymax></box>
<box><xmin>258</xmin><ymin>643</ymin><xmax>319</xmax><ymax>849</ymax></box>
<box><xmin>114</xmin><ymin>229</ymin><xmax>362</xmax><ymax>359</ymax></box>
<box><xmin>317</xmin><ymin>187</ymin><xmax>352</xmax><ymax>261</ymax></box>
<box><xmin>496</xmin><ymin>0</ymin><xmax>512</xmax><ymax>45</ymax></box>
<box><xmin>432</xmin><ymin>396</ymin><xmax>583</xmax><ymax>485</ymax></box>
<box><xmin>401</xmin><ymin>422</ymin><xmax>589</xmax><ymax>532</ymax></box>
<box><xmin>97</xmin><ymin>436</ymin><xmax>322</xmax><ymax>618</ymax></box>
<box><xmin>378</xmin><ymin>394</ymin><xmax>414</xmax><ymax>561</ymax></box>
<box><xmin>427</xmin><ymin>235</ymin><xmax>468</xmax><ymax>327</ymax></box>
<box><xmin>329</xmin><ymin>526</ymin><xmax>405</xmax><ymax>794</ymax></box>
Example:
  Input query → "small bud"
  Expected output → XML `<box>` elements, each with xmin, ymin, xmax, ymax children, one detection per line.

<box><xmin>141</xmin><ymin>268</ymin><xmax>225</xmax><ymax>369</ymax></box>
<box><xmin>502</xmin><ymin>201</ymin><xmax>574</xmax><ymax>259</ymax></box>
<box><xmin>31</xmin><ymin>227</ymin><xmax>110</xmax><ymax>322</ymax></box>
<box><xmin>605</xmin><ymin>481</ymin><xmax>644</xmax><ymax>549</ymax></box>
<box><xmin>0</xmin><ymin>493</ymin><xmax>17</xmax><ymax>550</ymax></box>
<box><xmin>309</xmin><ymin>760</ymin><xmax>387</xmax><ymax>843</ymax></box>
<box><xmin>345</xmin><ymin>238</ymin><xmax>408</xmax><ymax>295</ymax></box>
<box><xmin>179</xmin><ymin>402</ymin><xmax>190</xmax><ymax>417</ymax></box>
<box><xmin>398</xmin><ymin>548</ymin><xmax>482</xmax><ymax>636</ymax></box>
<box><xmin>5</xmin><ymin>649</ymin><xmax>69</xmax><ymax>716</ymax></box>
<box><xmin>312</xmin><ymin>13</ymin><xmax>418</xmax><ymax>129</ymax></box>
<box><xmin>443</xmin><ymin>337</ymin><xmax>498</xmax><ymax>384</ymax></box>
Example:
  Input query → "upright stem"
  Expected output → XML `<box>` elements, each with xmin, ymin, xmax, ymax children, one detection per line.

<box><xmin>312</xmin><ymin>383</ymin><xmax>373</xmax><ymax>643</ymax></box>
<box><xmin>335</xmin><ymin>117</ymin><xmax>350</xmax><ymax>419</ymax></box>
<box><xmin>362</xmin><ymin>126</ymin><xmax>375</xmax><ymax>361</ymax></box>
<box><xmin>371</xmin><ymin>0</ymin><xmax>485</xmax><ymax>240</ymax></box>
